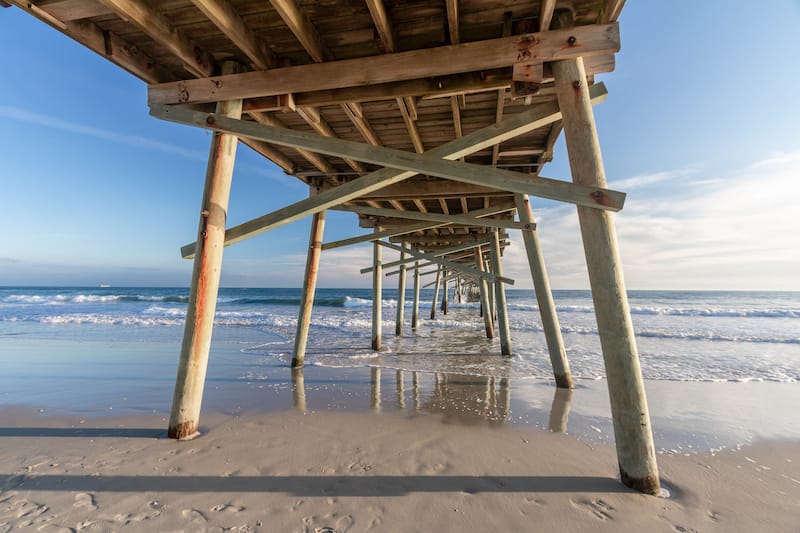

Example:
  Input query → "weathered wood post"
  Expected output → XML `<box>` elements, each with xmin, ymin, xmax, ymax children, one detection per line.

<box><xmin>489</xmin><ymin>229</ymin><xmax>512</xmax><ymax>355</ymax></box>
<box><xmin>292</xmin><ymin>206</ymin><xmax>326</xmax><ymax>367</ymax></box>
<box><xmin>395</xmin><ymin>244</ymin><xmax>407</xmax><ymax>335</ymax></box>
<box><xmin>475</xmin><ymin>247</ymin><xmax>495</xmax><ymax>338</ymax></box>
<box><xmin>515</xmin><ymin>194</ymin><xmax>573</xmax><ymax>388</ymax></box>
<box><xmin>411</xmin><ymin>260</ymin><xmax>421</xmax><ymax>329</ymax></box>
<box><xmin>168</xmin><ymin>61</ymin><xmax>242</xmax><ymax>440</ymax></box>
<box><xmin>552</xmin><ymin>32</ymin><xmax>660</xmax><ymax>493</ymax></box>
<box><xmin>430</xmin><ymin>267</ymin><xmax>442</xmax><ymax>319</ymax></box>
<box><xmin>372</xmin><ymin>227</ymin><xmax>383</xmax><ymax>350</ymax></box>
<box><xmin>441</xmin><ymin>275</ymin><xmax>449</xmax><ymax>314</ymax></box>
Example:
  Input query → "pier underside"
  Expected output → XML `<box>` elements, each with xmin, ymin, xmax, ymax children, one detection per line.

<box><xmin>8</xmin><ymin>0</ymin><xmax>661</xmax><ymax>493</ymax></box>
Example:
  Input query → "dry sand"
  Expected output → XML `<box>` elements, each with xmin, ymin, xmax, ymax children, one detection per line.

<box><xmin>1</xmin><ymin>408</ymin><xmax>798</xmax><ymax>532</ymax></box>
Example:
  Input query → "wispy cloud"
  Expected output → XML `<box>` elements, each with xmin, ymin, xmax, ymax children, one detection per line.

<box><xmin>0</xmin><ymin>105</ymin><xmax>207</xmax><ymax>161</ymax></box>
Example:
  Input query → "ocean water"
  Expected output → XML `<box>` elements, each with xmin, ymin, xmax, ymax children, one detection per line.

<box><xmin>1</xmin><ymin>286</ymin><xmax>799</xmax><ymax>451</ymax></box>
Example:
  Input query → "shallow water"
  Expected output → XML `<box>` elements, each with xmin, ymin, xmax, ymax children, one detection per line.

<box><xmin>1</xmin><ymin>287</ymin><xmax>799</xmax><ymax>452</ymax></box>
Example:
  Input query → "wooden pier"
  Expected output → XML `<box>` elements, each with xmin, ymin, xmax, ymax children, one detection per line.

<box><xmin>8</xmin><ymin>0</ymin><xmax>660</xmax><ymax>493</ymax></box>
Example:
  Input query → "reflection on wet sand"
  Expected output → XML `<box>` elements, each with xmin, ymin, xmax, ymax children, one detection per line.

<box><xmin>290</xmin><ymin>367</ymin><xmax>573</xmax><ymax>433</ymax></box>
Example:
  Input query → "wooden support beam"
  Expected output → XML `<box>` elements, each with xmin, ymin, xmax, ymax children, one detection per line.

<box><xmin>441</xmin><ymin>275</ymin><xmax>449</xmax><ymax>314</ymax></box>
<box><xmin>445</xmin><ymin>0</ymin><xmax>459</xmax><ymax>45</ymax></box>
<box><xmin>375</xmin><ymin>240</ymin><xmax>513</xmax><ymax>285</ymax></box>
<box><xmin>149</xmin><ymin>24</ymin><xmax>620</xmax><ymax>105</ymax></box>
<box><xmin>269</xmin><ymin>0</ymin><xmax>332</xmax><ymax>63</ymax></box>
<box><xmin>249</xmin><ymin>112</ymin><xmax>336</xmax><ymax>174</ymax></box>
<box><xmin>341</xmin><ymin>102</ymin><xmax>382</xmax><ymax>146</ymax></box>
<box><xmin>397</xmin><ymin>97</ymin><xmax>424</xmax><ymax>153</ymax></box>
<box><xmin>430</xmin><ymin>268</ymin><xmax>442</xmax><ymax>320</ymax></box>
<box><xmin>372</xmin><ymin>228</ymin><xmax>383</xmax><ymax>350</ymax></box>
<box><xmin>7</xmin><ymin>0</ymin><xmax>173</xmax><ymax>83</ymax></box>
<box><xmin>190</xmin><ymin>0</ymin><xmax>276</xmax><ymax>70</ymax></box>
<box><xmin>365</xmin><ymin>0</ymin><xmax>396</xmax><ymax>53</ymax></box>
<box><xmin>168</xmin><ymin>61</ymin><xmax>242</xmax><ymax>440</ymax></box>
<box><xmin>354</xmin><ymin>179</ymin><xmax>507</xmax><ymax>201</ymax></box>
<box><xmin>333</xmin><ymin>205</ymin><xmax>530</xmax><ymax>231</ymax></box>
<box><xmin>174</xmin><ymin>86</ymin><xmax>607</xmax><ymax>258</ymax></box>
<box><xmin>240</xmin><ymin>138</ymin><xmax>295</xmax><ymax>174</ymax></box>
<box><xmin>296</xmin><ymin>106</ymin><xmax>365</xmax><ymax>172</ymax></box>
<box><xmin>154</xmin><ymin>105</ymin><xmax>624</xmax><ymax>214</ymax></box>
<box><xmin>411</xmin><ymin>260</ymin><xmax>421</xmax><ymax>329</ymax></box>
<box><xmin>323</xmin><ymin>202</ymin><xmax>515</xmax><ymax>250</ymax></box>
<box><xmin>292</xmin><ymin>208</ymin><xmax>326</xmax><ymax>367</ymax></box>
<box><xmin>600</xmin><ymin>0</ymin><xmax>627</xmax><ymax>23</ymax></box>
<box><xmin>98</xmin><ymin>0</ymin><xmax>215</xmax><ymax>78</ymax></box>
<box><xmin>539</xmin><ymin>0</ymin><xmax>556</xmax><ymax>31</ymax></box>
<box><xmin>515</xmin><ymin>194</ymin><xmax>572</xmax><ymax>388</ymax></box>
<box><xmin>395</xmin><ymin>244</ymin><xmax>407</xmax><ymax>335</ymax></box>
<box><xmin>364</xmin><ymin>237</ymin><xmax>498</xmax><ymax>273</ymax></box>
<box><xmin>489</xmin><ymin>229</ymin><xmax>512</xmax><ymax>355</ymax></box>
<box><xmin>553</xmin><ymin>46</ymin><xmax>659</xmax><ymax>494</ymax></box>
<box><xmin>475</xmin><ymin>246</ymin><xmax>494</xmax><ymax>338</ymax></box>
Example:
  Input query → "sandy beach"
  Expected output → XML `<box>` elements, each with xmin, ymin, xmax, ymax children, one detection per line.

<box><xmin>1</xmin><ymin>406</ymin><xmax>798</xmax><ymax>532</ymax></box>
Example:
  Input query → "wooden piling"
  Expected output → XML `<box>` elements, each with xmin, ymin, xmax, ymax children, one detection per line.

<box><xmin>372</xmin><ymin>227</ymin><xmax>382</xmax><ymax>350</ymax></box>
<box><xmin>553</xmin><ymin>52</ymin><xmax>660</xmax><ymax>494</ymax></box>
<box><xmin>441</xmin><ymin>275</ymin><xmax>449</xmax><ymax>314</ymax></box>
<box><xmin>430</xmin><ymin>267</ymin><xmax>442</xmax><ymax>319</ymax></box>
<box><xmin>489</xmin><ymin>229</ymin><xmax>512</xmax><ymax>355</ymax></box>
<box><xmin>548</xmin><ymin>387</ymin><xmax>573</xmax><ymax>433</ymax></box>
<box><xmin>515</xmin><ymin>194</ymin><xmax>573</xmax><ymax>388</ymax></box>
<box><xmin>292</xmin><ymin>208</ymin><xmax>326</xmax><ymax>367</ymax></box>
<box><xmin>291</xmin><ymin>367</ymin><xmax>307</xmax><ymax>412</ymax></box>
<box><xmin>411</xmin><ymin>260</ymin><xmax>421</xmax><ymax>329</ymax></box>
<box><xmin>395</xmin><ymin>244</ymin><xmax>407</xmax><ymax>335</ymax></box>
<box><xmin>168</xmin><ymin>61</ymin><xmax>242</xmax><ymax>440</ymax></box>
<box><xmin>475</xmin><ymin>247</ymin><xmax>495</xmax><ymax>338</ymax></box>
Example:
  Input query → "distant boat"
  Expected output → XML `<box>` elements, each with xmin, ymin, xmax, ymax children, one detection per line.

<box><xmin>99</xmin><ymin>284</ymin><xmax>111</xmax><ymax>288</ymax></box>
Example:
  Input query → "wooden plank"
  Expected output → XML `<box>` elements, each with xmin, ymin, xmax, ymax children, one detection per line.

<box><xmin>397</xmin><ymin>97</ymin><xmax>424</xmax><ymax>153</ymax></box>
<box><xmin>98</xmin><ymin>0</ymin><xmax>215</xmax><ymax>78</ymax></box>
<box><xmin>151</xmin><ymin>100</ymin><xmax>625</xmax><ymax>217</ymax></box>
<box><xmin>341</xmin><ymin>102</ymin><xmax>382</xmax><ymax>146</ymax></box>
<box><xmin>333</xmin><ymin>205</ymin><xmax>531</xmax><ymax>231</ymax></box>
<box><xmin>190</xmin><ymin>0</ymin><xmax>276</xmax><ymax>70</ymax></box>
<box><xmin>8</xmin><ymin>0</ymin><xmax>174</xmax><ymax>84</ymax></box>
<box><xmin>149</xmin><ymin>23</ymin><xmax>620</xmax><ymax>105</ymax></box>
<box><xmin>37</xmin><ymin>0</ymin><xmax>112</xmax><ymax>21</ymax></box>
<box><xmin>269</xmin><ymin>0</ymin><xmax>332</xmax><ymax>63</ymax></box>
<box><xmin>175</xmin><ymin>86</ymin><xmax>606</xmax><ymax>258</ymax></box>
<box><xmin>364</xmin><ymin>237</ymin><xmax>496</xmax><ymax>273</ymax></box>
<box><xmin>475</xmin><ymin>246</ymin><xmax>494</xmax><ymax>338</ymax></box>
<box><xmin>352</xmin><ymin>179</ymin><xmax>506</xmax><ymax>200</ymax></box>
<box><xmin>365</xmin><ymin>0</ymin><xmax>396</xmax><ymax>53</ymax></box>
<box><xmin>600</xmin><ymin>0</ymin><xmax>626</xmax><ymax>23</ymax></box>
<box><xmin>553</xmin><ymin>53</ymin><xmax>659</xmax><ymax>494</ymax></box>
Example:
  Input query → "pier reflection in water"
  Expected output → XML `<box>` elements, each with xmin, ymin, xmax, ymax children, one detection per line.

<box><xmin>289</xmin><ymin>366</ymin><xmax>573</xmax><ymax>433</ymax></box>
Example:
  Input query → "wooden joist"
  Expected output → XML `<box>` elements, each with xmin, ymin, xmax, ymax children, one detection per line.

<box><xmin>333</xmin><ymin>205</ymin><xmax>531</xmax><ymax>231</ymax></box>
<box><xmin>148</xmin><ymin>23</ymin><xmax>620</xmax><ymax>105</ymax></box>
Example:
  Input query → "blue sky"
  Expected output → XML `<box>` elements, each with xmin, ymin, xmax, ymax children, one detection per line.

<box><xmin>1</xmin><ymin>1</ymin><xmax>799</xmax><ymax>289</ymax></box>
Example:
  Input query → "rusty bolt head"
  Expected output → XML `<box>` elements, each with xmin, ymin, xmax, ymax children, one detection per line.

<box><xmin>567</xmin><ymin>36</ymin><xmax>577</xmax><ymax>45</ymax></box>
<box><xmin>206</xmin><ymin>115</ymin><xmax>216</xmax><ymax>126</ymax></box>
<box><xmin>201</xmin><ymin>230</ymin><xmax>208</xmax><ymax>238</ymax></box>
<box><xmin>591</xmin><ymin>190</ymin><xmax>604</xmax><ymax>200</ymax></box>
<box><xmin>573</xmin><ymin>80</ymin><xmax>582</xmax><ymax>90</ymax></box>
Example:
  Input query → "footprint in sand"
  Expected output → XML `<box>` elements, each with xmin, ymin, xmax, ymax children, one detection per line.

<box><xmin>181</xmin><ymin>509</ymin><xmax>208</xmax><ymax>524</ymax></box>
<box><xmin>210</xmin><ymin>504</ymin><xmax>244</xmax><ymax>513</ymax></box>
<box><xmin>571</xmin><ymin>498</ymin><xmax>615</xmax><ymax>520</ymax></box>
<box><xmin>73</xmin><ymin>493</ymin><xmax>98</xmax><ymax>511</ymax></box>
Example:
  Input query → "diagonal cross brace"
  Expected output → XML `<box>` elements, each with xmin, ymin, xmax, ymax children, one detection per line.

<box><xmin>168</xmin><ymin>84</ymin><xmax>609</xmax><ymax>258</ymax></box>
